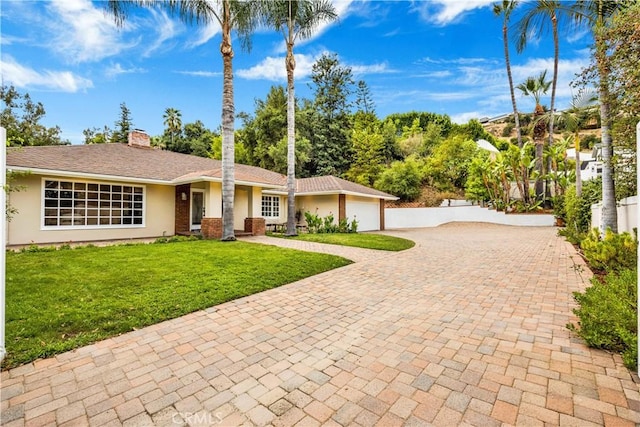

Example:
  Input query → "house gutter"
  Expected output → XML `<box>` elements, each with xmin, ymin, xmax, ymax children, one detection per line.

<box><xmin>1</xmin><ymin>127</ymin><xmax>7</xmax><ymax>363</ymax></box>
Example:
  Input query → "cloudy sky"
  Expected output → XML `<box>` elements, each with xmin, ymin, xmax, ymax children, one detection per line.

<box><xmin>1</xmin><ymin>0</ymin><xmax>593</xmax><ymax>144</ymax></box>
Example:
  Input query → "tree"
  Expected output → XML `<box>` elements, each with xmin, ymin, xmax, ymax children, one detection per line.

<box><xmin>262</xmin><ymin>1</ymin><xmax>337</xmax><ymax>235</ymax></box>
<box><xmin>555</xmin><ymin>90</ymin><xmax>599</xmax><ymax>197</ymax></box>
<box><xmin>493</xmin><ymin>0</ymin><xmax>523</xmax><ymax>147</ymax></box>
<box><xmin>0</xmin><ymin>85</ymin><xmax>69</xmax><ymax>146</ymax></box>
<box><xmin>572</xmin><ymin>0</ymin><xmax>627</xmax><ymax>233</ymax></box>
<box><xmin>355</xmin><ymin>80</ymin><xmax>375</xmax><ymax>116</ymax></box>
<box><xmin>515</xmin><ymin>0</ymin><xmax>575</xmax><ymax>146</ymax></box>
<box><xmin>345</xmin><ymin>120</ymin><xmax>386</xmax><ymax>186</ymax></box>
<box><xmin>424</xmin><ymin>135</ymin><xmax>478</xmax><ymax>192</ymax></box>
<box><xmin>307</xmin><ymin>53</ymin><xmax>354</xmax><ymax>176</ymax></box>
<box><xmin>163</xmin><ymin>107</ymin><xmax>182</xmax><ymax>149</ymax></box>
<box><xmin>375</xmin><ymin>156</ymin><xmax>423</xmax><ymax>202</ymax></box>
<box><xmin>83</xmin><ymin>126</ymin><xmax>112</xmax><ymax>144</ymax></box>
<box><xmin>111</xmin><ymin>102</ymin><xmax>133</xmax><ymax>144</ymax></box>
<box><xmin>517</xmin><ymin>70</ymin><xmax>551</xmax><ymax>199</ymax></box>
<box><xmin>106</xmin><ymin>0</ymin><xmax>259</xmax><ymax>241</ymax></box>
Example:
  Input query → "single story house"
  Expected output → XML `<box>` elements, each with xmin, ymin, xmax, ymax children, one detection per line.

<box><xmin>5</xmin><ymin>130</ymin><xmax>396</xmax><ymax>246</ymax></box>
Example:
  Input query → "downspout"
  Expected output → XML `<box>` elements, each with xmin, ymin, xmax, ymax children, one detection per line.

<box><xmin>1</xmin><ymin>127</ymin><xmax>6</xmax><ymax>363</ymax></box>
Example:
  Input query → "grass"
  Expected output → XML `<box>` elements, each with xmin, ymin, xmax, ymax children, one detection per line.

<box><xmin>3</xmin><ymin>240</ymin><xmax>350</xmax><ymax>370</ymax></box>
<box><xmin>276</xmin><ymin>233</ymin><xmax>415</xmax><ymax>251</ymax></box>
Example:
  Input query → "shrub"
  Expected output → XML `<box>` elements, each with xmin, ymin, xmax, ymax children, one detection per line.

<box><xmin>304</xmin><ymin>211</ymin><xmax>322</xmax><ymax>234</ymax></box>
<box><xmin>580</xmin><ymin>228</ymin><xmax>637</xmax><ymax>272</ymax></box>
<box><xmin>375</xmin><ymin>156</ymin><xmax>423</xmax><ymax>201</ymax></box>
<box><xmin>568</xmin><ymin>269</ymin><xmax>637</xmax><ymax>370</ymax></box>
<box><xmin>501</xmin><ymin>123</ymin><xmax>514</xmax><ymax>137</ymax></box>
<box><xmin>304</xmin><ymin>211</ymin><xmax>356</xmax><ymax>234</ymax></box>
<box><xmin>581</xmin><ymin>134</ymin><xmax>600</xmax><ymax>150</ymax></box>
<box><xmin>560</xmin><ymin>178</ymin><xmax>602</xmax><ymax>244</ymax></box>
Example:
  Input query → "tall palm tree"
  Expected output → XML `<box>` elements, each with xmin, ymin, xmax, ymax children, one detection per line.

<box><xmin>517</xmin><ymin>70</ymin><xmax>551</xmax><ymax>199</ymax></box>
<box><xmin>515</xmin><ymin>0</ymin><xmax>576</xmax><ymax>146</ymax></box>
<box><xmin>493</xmin><ymin>0</ymin><xmax>522</xmax><ymax>147</ymax></box>
<box><xmin>262</xmin><ymin>0</ymin><xmax>337</xmax><ymax>236</ymax></box>
<box><xmin>571</xmin><ymin>0</ymin><xmax>624</xmax><ymax>233</ymax></box>
<box><xmin>163</xmin><ymin>107</ymin><xmax>182</xmax><ymax>149</ymax></box>
<box><xmin>107</xmin><ymin>0</ymin><xmax>258</xmax><ymax>241</ymax></box>
<box><xmin>555</xmin><ymin>90</ymin><xmax>599</xmax><ymax>197</ymax></box>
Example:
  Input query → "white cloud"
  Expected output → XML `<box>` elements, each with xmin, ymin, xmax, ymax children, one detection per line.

<box><xmin>143</xmin><ymin>9</ymin><xmax>181</xmax><ymax>57</ymax></box>
<box><xmin>105</xmin><ymin>63</ymin><xmax>146</xmax><ymax>79</ymax></box>
<box><xmin>237</xmin><ymin>54</ymin><xmax>319</xmax><ymax>81</ymax></box>
<box><xmin>1</xmin><ymin>56</ymin><xmax>93</xmax><ymax>92</ymax></box>
<box><xmin>176</xmin><ymin>70</ymin><xmax>223</xmax><ymax>78</ymax></box>
<box><xmin>46</xmin><ymin>0</ymin><xmax>135</xmax><ymax>63</ymax></box>
<box><xmin>351</xmin><ymin>62</ymin><xmax>396</xmax><ymax>76</ymax></box>
<box><xmin>411</xmin><ymin>0</ymin><xmax>496</xmax><ymax>26</ymax></box>
<box><xmin>450</xmin><ymin>111</ymin><xmax>483</xmax><ymax>124</ymax></box>
<box><xmin>187</xmin><ymin>22</ymin><xmax>221</xmax><ymax>48</ymax></box>
<box><xmin>238</xmin><ymin>53</ymin><xmax>393</xmax><ymax>82</ymax></box>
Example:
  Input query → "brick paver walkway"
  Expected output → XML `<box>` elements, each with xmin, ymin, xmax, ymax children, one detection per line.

<box><xmin>2</xmin><ymin>223</ymin><xmax>639</xmax><ymax>426</ymax></box>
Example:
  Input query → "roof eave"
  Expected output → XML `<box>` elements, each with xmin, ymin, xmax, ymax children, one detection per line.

<box><xmin>7</xmin><ymin>166</ymin><xmax>173</xmax><ymax>185</ymax></box>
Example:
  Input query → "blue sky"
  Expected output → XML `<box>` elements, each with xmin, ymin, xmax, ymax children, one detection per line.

<box><xmin>1</xmin><ymin>0</ymin><xmax>593</xmax><ymax>145</ymax></box>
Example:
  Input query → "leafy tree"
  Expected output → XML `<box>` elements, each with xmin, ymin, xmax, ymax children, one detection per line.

<box><xmin>238</xmin><ymin>86</ymin><xmax>287</xmax><ymax>171</ymax></box>
<box><xmin>111</xmin><ymin>102</ymin><xmax>133</xmax><ymax>144</ymax></box>
<box><xmin>261</xmin><ymin>0</ymin><xmax>337</xmax><ymax>235</ymax></box>
<box><xmin>107</xmin><ymin>0</ymin><xmax>260</xmax><ymax>241</ymax></box>
<box><xmin>0</xmin><ymin>85</ymin><xmax>69</xmax><ymax>146</ymax></box>
<box><xmin>397</xmin><ymin>118</ymin><xmax>424</xmax><ymax>158</ymax></box>
<box><xmin>83</xmin><ymin>126</ymin><xmax>112</xmax><ymax>145</ymax></box>
<box><xmin>345</xmin><ymin>120</ymin><xmax>386</xmax><ymax>186</ymax></box>
<box><xmin>267</xmin><ymin>135</ymin><xmax>311</xmax><ymax>176</ymax></box>
<box><xmin>384</xmin><ymin>111</ymin><xmax>453</xmax><ymax>138</ymax></box>
<box><xmin>494</xmin><ymin>0</ymin><xmax>522</xmax><ymax>146</ymax></box>
<box><xmin>424</xmin><ymin>135</ymin><xmax>478</xmax><ymax>192</ymax></box>
<box><xmin>306</xmin><ymin>53</ymin><xmax>354</xmax><ymax>176</ymax></box>
<box><xmin>375</xmin><ymin>156</ymin><xmax>423</xmax><ymax>202</ymax></box>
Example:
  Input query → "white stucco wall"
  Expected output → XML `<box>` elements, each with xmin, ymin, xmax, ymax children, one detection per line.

<box><xmin>591</xmin><ymin>196</ymin><xmax>638</xmax><ymax>234</ymax></box>
<box><xmin>385</xmin><ymin>206</ymin><xmax>555</xmax><ymax>229</ymax></box>
<box><xmin>296</xmin><ymin>195</ymin><xmax>339</xmax><ymax>225</ymax></box>
<box><xmin>7</xmin><ymin>174</ymin><xmax>175</xmax><ymax>246</ymax></box>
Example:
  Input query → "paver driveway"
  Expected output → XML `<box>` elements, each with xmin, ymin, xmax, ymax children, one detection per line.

<box><xmin>2</xmin><ymin>223</ymin><xmax>639</xmax><ymax>426</ymax></box>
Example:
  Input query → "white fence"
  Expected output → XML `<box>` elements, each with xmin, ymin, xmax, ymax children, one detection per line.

<box><xmin>591</xmin><ymin>196</ymin><xmax>638</xmax><ymax>234</ymax></box>
<box><xmin>385</xmin><ymin>205</ymin><xmax>555</xmax><ymax>229</ymax></box>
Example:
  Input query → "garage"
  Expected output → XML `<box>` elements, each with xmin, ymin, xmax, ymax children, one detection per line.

<box><xmin>346</xmin><ymin>195</ymin><xmax>380</xmax><ymax>231</ymax></box>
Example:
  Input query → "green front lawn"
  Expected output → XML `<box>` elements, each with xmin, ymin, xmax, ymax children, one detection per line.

<box><xmin>278</xmin><ymin>233</ymin><xmax>415</xmax><ymax>251</ymax></box>
<box><xmin>3</xmin><ymin>240</ymin><xmax>350</xmax><ymax>370</ymax></box>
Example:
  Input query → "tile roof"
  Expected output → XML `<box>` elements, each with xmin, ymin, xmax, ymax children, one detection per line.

<box><xmin>297</xmin><ymin>176</ymin><xmax>397</xmax><ymax>200</ymax></box>
<box><xmin>7</xmin><ymin>143</ymin><xmax>286</xmax><ymax>187</ymax></box>
<box><xmin>6</xmin><ymin>143</ymin><xmax>396</xmax><ymax>199</ymax></box>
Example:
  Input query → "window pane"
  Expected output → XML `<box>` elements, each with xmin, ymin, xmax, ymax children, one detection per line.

<box><xmin>88</xmin><ymin>183</ymin><xmax>98</xmax><ymax>191</ymax></box>
<box><xmin>45</xmin><ymin>189</ymin><xmax>58</xmax><ymax>199</ymax></box>
<box><xmin>87</xmin><ymin>217</ymin><xmax>98</xmax><ymax>225</ymax></box>
<box><xmin>74</xmin><ymin>183</ymin><xmax>86</xmax><ymax>191</ymax></box>
<box><xmin>61</xmin><ymin>182</ymin><xmax>72</xmax><ymax>190</ymax></box>
<box><xmin>45</xmin><ymin>199</ymin><xmax>58</xmax><ymax>208</ymax></box>
<box><xmin>44</xmin><ymin>218</ymin><xmax>58</xmax><ymax>226</ymax></box>
<box><xmin>100</xmin><ymin>185</ymin><xmax>110</xmax><ymax>192</ymax></box>
<box><xmin>45</xmin><ymin>180</ymin><xmax>58</xmax><ymax>189</ymax></box>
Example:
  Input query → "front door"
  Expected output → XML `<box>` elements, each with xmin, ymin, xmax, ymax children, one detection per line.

<box><xmin>191</xmin><ymin>190</ymin><xmax>205</xmax><ymax>231</ymax></box>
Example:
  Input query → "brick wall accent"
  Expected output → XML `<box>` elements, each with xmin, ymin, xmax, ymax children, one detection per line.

<box><xmin>380</xmin><ymin>199</ymin><xmax>385</xmax><ymax>231</ymax></box>
<box><xmin>128</xmin><ymin>130</ymin><xmax>151</xmax><ymax>147</ymax></box>
<box><xmin>201</xmin><ymin>218</ymin><xmax>223</xmax><ymax>239</ymax></box>
<box><xmin>338</xmin><ymin>194</ymin><xmax>346</xmax><ymax>222</ymax></box>
<box><xmin>244</xmin><ymin>217</ymin><xmax>266</xmax><ymax>236</ymax></box>
<box><xmin>175</xmin><ymin>184</ymin><xmax>191</xmax><ymax>234</ymax></box>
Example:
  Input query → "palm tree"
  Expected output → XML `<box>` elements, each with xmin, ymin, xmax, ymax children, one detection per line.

<box><xmin>517</xmin><ymin>70</ymin><xmax>551</xmax><ymax>199</ymax></box>
<box><xmin>107</xmin><ymin>0</ymin><xmax>258</xmax><ymax>241</ymax></box>
<box><xmin>555</xmin><ymin>90</ymin><xmax>599</xmax><ymax>197</ymax></box>
<box><xmin>163</xmin><ymin>107</ymin><xmax>182</xmax><ymax>149</ymax></box>
<box><xmin>515</xmin><ymin>1</ymin><xmax>580</xmax><ymax>146</ymax></box>
<box><xmin>262</xmin><ymin>0</ymin><xmax>337</xmax><ymax>236</ymax></box>
<box><xmin>493</xmin><ymin>0</ymin><xmax>522</xmax><ymax>147</ymax></box>
<box><xmin>571</xmin><ymin>0</ymin><xmax>625</xmax><ymax>233</ymax></box>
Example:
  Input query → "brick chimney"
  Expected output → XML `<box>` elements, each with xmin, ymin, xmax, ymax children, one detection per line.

<box><xmin>128</xmin><ymin>129</ymin><xmax>150</xmax><ymax>148</ymax></box>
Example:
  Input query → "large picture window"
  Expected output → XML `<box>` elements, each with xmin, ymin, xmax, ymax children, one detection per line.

<box><xmin>261</xmin><ymin>195</ymin><xmax>280</xmax><ymax>218</ymax></box>
<box><xmin>43</xmin><ymin>179</ymin><xmax>144</xmax><ymax>228</ymax></box>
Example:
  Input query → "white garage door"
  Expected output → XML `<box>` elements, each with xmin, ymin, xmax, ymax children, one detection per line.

<box><xmin>346</xmin><ymin>197</ymin><xmax>380</xmax><ymax>231</ymax></box>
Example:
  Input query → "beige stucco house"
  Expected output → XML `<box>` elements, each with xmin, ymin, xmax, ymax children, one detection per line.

<box><xmin>5</xmin><ymin>131</ymin><xmax>396</xmax><ymax>246</ymax></box>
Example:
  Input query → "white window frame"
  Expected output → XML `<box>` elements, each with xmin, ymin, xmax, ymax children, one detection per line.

<box><xmin>41</xmin><ymin>178</ymin><xmax>146</xmax><ymax>230</ymax></box>
<box><xmin>261</xmin><ymin>195</ymin><xmax>280</xmax><ymax>218</ymax></box>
